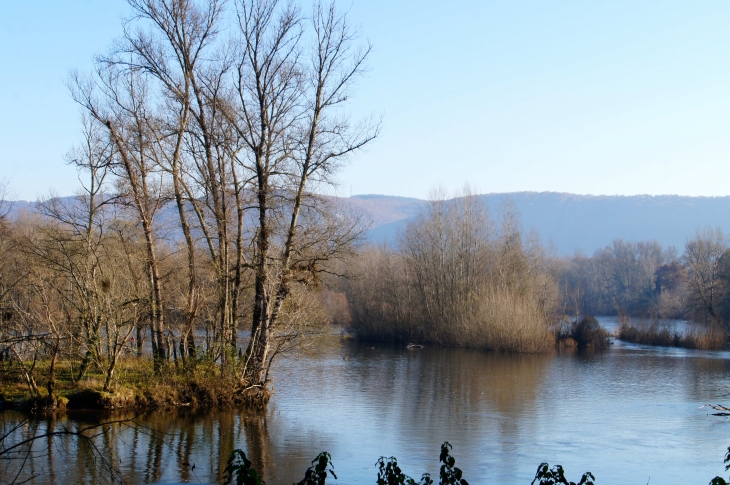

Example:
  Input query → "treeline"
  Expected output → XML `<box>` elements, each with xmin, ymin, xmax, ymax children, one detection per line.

<box><xmin>0</xmin><ymin>0</ymin><xmax>374</xmax><ymax>408</ymax></box>
<box><xmin>558</xmin><ymin>227</ymin><xmax>730</xmax><ymax>325</ymax></box>
<box><xmin>345</xmin><ymin>191</ymin><xmax>730</xmax><ymax>352</ymax></box>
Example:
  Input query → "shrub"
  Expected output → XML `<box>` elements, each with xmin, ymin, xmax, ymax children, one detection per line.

<box><xmin>571</xmin><ymin>316</ymin><xmax>609</xmax><ymax>350</ymax></box>
<box><xmin>532</xmin><ymin>463</ymin><xmax>595</xmax><ymax>485</ymax></box>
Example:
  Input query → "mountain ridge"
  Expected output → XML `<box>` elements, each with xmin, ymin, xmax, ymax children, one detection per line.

<box><xmin>348</xmin><ymin>191</ymin><xmax>730</xmax><ymax>255</ymax></box>
<box><xmin>6</xmin><ymin>191</ymin><xmax>730</xmax><ymax>255</ymax></box>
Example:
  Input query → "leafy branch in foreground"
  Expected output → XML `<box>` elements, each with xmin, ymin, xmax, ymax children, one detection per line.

<box><xmin>532</xmin><ymin>463</ymin><xmax>595</xmax><ymax>485</ymax></box>
<box><xmin>226</xmin><ymin>441</ymin><xmax>597</xmax><ymax>485</ymax></box>
<box><xmin>376</xmin><ymin>456</ymin><xmax>429</xmax><ymax>485</ymax></box>
<box><xmin>295</xmin><ymin>452</ymin><xmax>338</xmax><ymax>485</ymax></box>
<box><xmin>224</xmin><ymin>449</ymin><xmax>265</xmax><ymax>485</ymax></box>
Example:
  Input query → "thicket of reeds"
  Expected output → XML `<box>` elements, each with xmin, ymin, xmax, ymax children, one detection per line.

<box><xmin>618</xmin><ymin>319</ymin><xmax>726</xmax><ymax>350</ymax></box>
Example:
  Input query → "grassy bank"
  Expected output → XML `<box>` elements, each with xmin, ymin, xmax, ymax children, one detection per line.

<box><xmin>0</xmin><ymin>356</ymin><xmax>270</xmax><ymax>414</ymax></box>
<box><xmin>618</xmin><ymin>320</ymin><xmax>726</xmax><ymax>350</ymax></box>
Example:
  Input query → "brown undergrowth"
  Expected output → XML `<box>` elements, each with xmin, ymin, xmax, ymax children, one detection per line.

<box><xmin>618</xmin><ymin>319</ymin><xmax>726</xmax><ymax>350</ymax></box>
<box><xmin>561</xmin><ymin>315</ymin><xmax>610</xmax><ymax>351</ymax></box>
<box><xmin>2</xmin><ymin>357</ymin><xmax>272</xmax><ymax>414</ymax></box>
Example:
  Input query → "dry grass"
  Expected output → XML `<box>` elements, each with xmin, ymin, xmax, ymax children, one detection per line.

<box><xmin>349</xmin><ymin>285</ymin><xmax>554</xmax><ymax>353</ymax></box>
<box><xmin>1</xmin><ymin>356</ymin><xmax>272</xmax><ymax>413</ymax></box>
<box><xmin>618</xmin><ymin>320</ymin><xmax>726</xmax><ymax>350</ymax></box>
<box><xmin>348</xmin><ymin>269</ymin><xmax>556</xmax><ymax>353</ymax></box>
<box><xmin>457</xmin><ymin>288</ymin><xmax>555</xmax><ymax>353</ymax></box>
<box><xmin>118</xmin><ymin>358</ymin><xmax>272</xmax><ymax>409</ymax></box>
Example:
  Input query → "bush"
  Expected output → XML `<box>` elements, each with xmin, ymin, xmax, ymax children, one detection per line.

<box><xmin>571</xmin><ymin>316</ymin><xmax>609</xmax><ymax>350</ymax></box>
<box><xmin>346</xmin><ymin>195</ymin><xmax>559</xmax><ymax>355</ymax></box>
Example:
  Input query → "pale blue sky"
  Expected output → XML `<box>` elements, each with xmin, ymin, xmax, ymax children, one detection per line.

<box><xmin>2</xmin><ymin>1</ymin><xmax>730</xmax><ymax>201</ymax></box>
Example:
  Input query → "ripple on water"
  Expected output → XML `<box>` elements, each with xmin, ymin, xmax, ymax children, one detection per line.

<box><xmin>3</xmin><ymin>324</ymin><xmax>730</xmax><ymax>484</ymax></box>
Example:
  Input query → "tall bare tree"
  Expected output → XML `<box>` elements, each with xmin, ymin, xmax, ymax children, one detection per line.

<box><xmin>400</xmin><ymin>187</ymin><xmax>492</xmax><ymax>333</ymax></box>
<box><xmin>224</xmin><ymin>0</ymin><xmax>377</xmax><ymax>387</ymax></box>
<box><xmin>65</xmin><ymin>0</ymin><xmax>374</xmax><ymax>391</ymax></box>
<box><xmin>110</xmin><ymin>0</ymin><xmax>230</xmax><ymax>358</ymax></box>
<box><xmin>70</xmin><ymin>67</ymin><xmax>169</xmax><ymax>370</ymax></box>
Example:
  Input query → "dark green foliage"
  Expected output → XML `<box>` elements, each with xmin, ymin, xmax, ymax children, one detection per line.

<box><xmin>222</xmin><ymin>439</ymin><xmax>730</xmax><ymax>485</ymax></box>
<box><xmin>376</xmin><ymin>456</ymin><xmax>430</xmax><ymax>485</ymax></box>
<box><xmin>372</xmin><ymin>442</ymin><xmax>468</xmax><ymax>485</ymax></box>
<box><xmin>710</xmin><ymin>446</ymin><xmax>730</xmax><ymax>485</ymax></box>
<box><xmin>532</xmin><ymin>463</ymin><xmax>595</xmax><ymax>485</ymax></box>
<box><xmin>224</xmin><ymin>449</ymin><xmax>265</xmax><ymax>485</ymax></box>
<box><xmin>222</xmin><ymin>443</ymin><xmax>600</xmax><ymax>485</ymax></box>
<box><xmin>373</xmin><ymin>443</ymin><xmax>467</xmax><ymax>485</ymax></box>
<box><xmin>437</xmin><ymin>442</ymin><xmax>468</xmax><ymax>485</ymax></box>
<box><xmin>295</xmin><ymin>452</ymin><xmax>337</xmax><ymax>485</ymax></box>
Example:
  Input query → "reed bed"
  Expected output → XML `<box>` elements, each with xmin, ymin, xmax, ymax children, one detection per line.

<box><xmin>618</xmin><ymin>319</ymin><xmax>726</xmax><ymax>350</ymax></box>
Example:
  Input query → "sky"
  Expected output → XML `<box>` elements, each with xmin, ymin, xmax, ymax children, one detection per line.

<box><xmin>2</xmin><ymin>1</ymin><xmax>730</xmax><ymax>201</ymax></box>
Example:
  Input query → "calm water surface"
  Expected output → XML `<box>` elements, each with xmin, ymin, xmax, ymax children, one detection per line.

<box><xmin>3</xmin><ymin>321</ymin><xmax>730</xmax><ymax>484</ymax></box>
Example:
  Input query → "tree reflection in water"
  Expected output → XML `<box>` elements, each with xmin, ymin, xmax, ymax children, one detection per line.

<box><xmin>3</xmin><ymin>339</ymin><xmax>730</xmax><ymax>484</ymax></box>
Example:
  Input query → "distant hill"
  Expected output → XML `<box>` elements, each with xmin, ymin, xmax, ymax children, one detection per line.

<box><xmin>7</xmin><ymin>192</ymin><xmax>730</xmax><ymax>256</ymax></box>
<box><xmin>349</xmin><ymin>192</ymin><xmax>730</xmax><ymax>255</ymax></box>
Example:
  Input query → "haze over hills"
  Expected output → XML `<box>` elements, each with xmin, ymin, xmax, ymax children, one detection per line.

<box><xmin>7</xmin><ymin>192</ymin><xmax>730</xmax><ymax>256</ymax></box>
<box><xmin>350</xmin><ymin>192</ymin><xmax>730</xmax><ymax>255</ymax></box>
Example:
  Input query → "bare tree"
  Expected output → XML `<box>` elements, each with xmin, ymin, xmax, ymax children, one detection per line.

<box><xmin>683</xmin><ymin>227</ymin><xmax>729</xmax><ymax>324</ymax></box>
<box><xmin>400</xmin><ymin>187</ymin><xmax>492</xmax><ymax>335</ymax></box>
<box><xmin>109</xmin><ymin>0</ymin><xmax>230</xmax><ymax>359</ymax></box>
<box><xmin>351</xmin><ymin>192</ymin><xmax>555</xmax><ymax>352</ymax></box>
<box><xmin>224</xmin><ymin>0</ymin><xmax>377</xmax><ymax>389</ymax></box>
<box><xmin>0</xmin><ymin>181</ymin><xmax>25</xmax><ymax>340</ymax></box>
<box><xmin>61</xmin><ymin>0</ymin><xmax>376</xmax><ymax>395</ymax></box>
<box><xmin>346</xmin><ymin>245</ymin><xmax>419</xmax><ymax>342</ymax></box>
<box><xmin>70</xmin><ymin>67</ymin><xmax>169</xmax><ymax>371</ymax></box>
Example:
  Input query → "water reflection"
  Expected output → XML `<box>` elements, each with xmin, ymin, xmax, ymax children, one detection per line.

<box><xmin>2</xmin><ymin>336</ymin><xmax>730</xmax><ymax>484</ymax></box>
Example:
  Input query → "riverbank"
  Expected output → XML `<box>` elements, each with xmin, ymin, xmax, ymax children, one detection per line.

<box><xmin>616</xmin><ymin>319</ymin><xmax>726</xmax><ymax>350</ymax></box>
<box><xmin>0</xmin><ymin>357</ymin><xmax>270</xmax><ymax>414</ymax></box>
<box><xmin>3</xmin><ymin>340</ymin><xmax>729</xmax><ymax>484</ymax></box>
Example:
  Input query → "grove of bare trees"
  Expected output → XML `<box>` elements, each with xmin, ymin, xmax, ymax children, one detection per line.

<box><xmin>347</xmin><ymin>190</ymin><xmax>559</xmax><ymax>353</ymax></box>
<box><xmin>1</xmin><ymin>0</ymin><xmax>375</xmax><ymax>409</ymax></box>
<box><xmin>557</xmin><ymin>228</ymin><xmax>730</xmax><ymax>330</ymax></box>
<box><xmin>347</xmin><ymin>187</ymin><xmax>730</xmax><ymax>353</ymax></box>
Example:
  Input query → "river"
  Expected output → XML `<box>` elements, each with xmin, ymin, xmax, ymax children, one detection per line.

<box><xmin>2</xmin><ymin>319</ymin><xmax>730</xmax><ymax>484</ymax></box>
